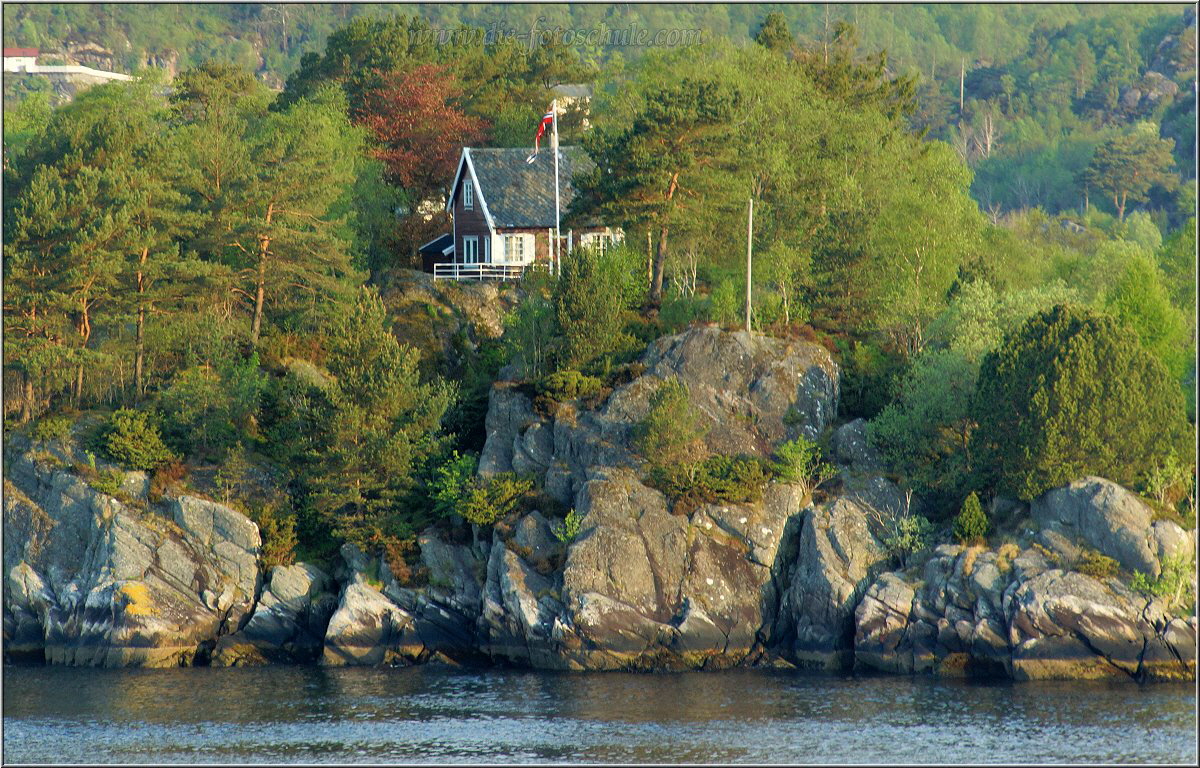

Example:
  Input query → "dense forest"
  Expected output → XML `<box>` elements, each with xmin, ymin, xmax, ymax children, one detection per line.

<box><xmin>4</xmin><ymin>3</ymin><xmax>1195</xmax><ymax>220</ymax></box>
<box><xmin>3</xmin><ymin>4</ymin><xmax>1196</xmax><ymax>576</ymax></box>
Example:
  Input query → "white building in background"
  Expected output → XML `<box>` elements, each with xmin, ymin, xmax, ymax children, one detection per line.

<box><xmin>3</xmin><ymin>48</ymin><xmax>39</xmax><ymax>72</ymax></box>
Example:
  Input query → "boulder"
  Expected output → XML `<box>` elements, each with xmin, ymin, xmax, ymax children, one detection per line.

<box><xmin>321</xmin><ymin>581</ymin><xmax>420</xmax><ymax>667</ymax></box>
<box><xmin>319</xmin><ymin>535</ymin><xmax>488</xmax><ymax>667</ymax></box>
<box><xmin>468</xmin><ymin>326</ymin><xmax>840</xmax><ymax>669</ymax></box>
<box><xmin>830</xmin><ymin>419</ymin><xmax>882</xmax><ymax>474</ymax></box>
<box><xmin>480</xmin><ymin>326</ymin><xmax>838</xmax><ymax>495</ymax></box>
<box><xmin>774</xmin><ymin>496</ymin><xmax>889</xmax><ymax>669</ymax></box>
<box><xmin>213</xmin><ymin>562</ymin><xmax>336</xmax><ymax>665</ymax></box>
<box><xmin>1031</xmin><ymin>477</ymin><xmax>1165</xmax><ymax>577</ymax></box>
<box><xmin>472</xmin><ymin>467</ymin><xmax>808</xmax><ymax>670</ymax></box>
<box><xmin>1008</xmin><ymin>570</ymin><xmax>1147</xmax><ymax>680</ymax></box>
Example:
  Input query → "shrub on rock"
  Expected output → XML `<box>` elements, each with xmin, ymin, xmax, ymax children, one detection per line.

<box><xmin>101</xmin><ymin>409</ymin><xmax>177</xmax><ymax>470</ymax></box>
<box><xmin>953</xmin><ymin>492</ymin><xmax>989</xmax><ymax>545</ymax></box>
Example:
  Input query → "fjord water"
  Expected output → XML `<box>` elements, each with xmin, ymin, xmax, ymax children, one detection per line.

<box><xmin>2</xmin><ymin>666</ymin><xmax>1195</xmax><ymax>764</ymax></box>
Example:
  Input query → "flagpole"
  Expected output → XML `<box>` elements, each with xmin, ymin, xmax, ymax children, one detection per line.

<box><xmin>552</xmin><ymin>98</ymin><xmax>561</xmax><ymax>277</ymax></box>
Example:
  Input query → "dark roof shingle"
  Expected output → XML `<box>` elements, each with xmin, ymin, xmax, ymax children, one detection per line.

<box><xmin>467</xmin><ymin>147</ymin><xmax>594</xmax><ymax>229</ymax></box>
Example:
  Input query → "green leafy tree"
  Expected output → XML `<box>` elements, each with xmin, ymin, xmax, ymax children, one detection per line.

<box><xmin>504</xmin><ymin>289</ymin><xmax>556</xmax><ymax>380</ymax></box>
<box><xmin>971</xmin><ymin>304</ymin><xmax>1192</xmax><ymax>499</ymax></box>
<box><xmin>1156</xmin><ymin>218</ymin><xmax>1196</xmax><ymax>318</ymax></box>
<box><xmin>633</xmin><ymin>378</ymin><xmax>710</xmax><ymax>480</ymax></box>
<box><xmin>1103</xmin><ymin>252</ymin><xmax>1190</xmax><ymax>381</ymax></box>
<box><xmin>572</xmin><ymin>77</ymin><xmax>740</xmax><ymax>303</ymax></box>
<box><xmin>1080</xmin><ymin>127</ymin><xmax>1177</xmax><ymax>221</ymax></box>
<box><xmin>869</xmin><ymin>350</ymin><xmax>977</xmax><ymax>508</ymax></box>
<box><xmin>772</xmin><ymin>437</ymin><xmax>836</xmax><ymax>497</ymax></box>
<box><xmin>553</xmin><ymin>244</ymin><xmax>639</xmax><ymax>369</ymax></box>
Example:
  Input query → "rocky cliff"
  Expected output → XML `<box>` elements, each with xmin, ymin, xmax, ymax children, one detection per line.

<box><xmin>4</xmin><ymin>327</ymin><xmax>1195</xmax><ymax>681</ymax></box>
<box><xmin>4</xmin><ymin>439</ymin><xmax>261</xmax><ymax>667</ymax></box>
<box><xmin>854</xmin><ymin>478</ymin><xmax>1196</xmax><ymax>682</ymax></box>
<box><xmin>312</xmin><ymin>327</ymin><xmax>930</xmax><ymax>672</ymax></box>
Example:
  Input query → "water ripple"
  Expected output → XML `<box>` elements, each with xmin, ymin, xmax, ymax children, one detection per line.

<box><xmin>2</xmin><ymin>666</ymin><xmax>1195</xmax><ymax>764</ymax></box>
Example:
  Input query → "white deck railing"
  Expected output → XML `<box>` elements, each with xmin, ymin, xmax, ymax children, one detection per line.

<box><xmin>432</xmin><ymin>262</ymin><xmax>545</xmax><ymax>281</ymax></box>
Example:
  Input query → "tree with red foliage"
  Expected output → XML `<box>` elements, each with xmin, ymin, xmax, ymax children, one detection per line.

<box><xmin>356</xmin><ymin>64</ymin><xmax>488</xmax><ymax>201</ymax></box>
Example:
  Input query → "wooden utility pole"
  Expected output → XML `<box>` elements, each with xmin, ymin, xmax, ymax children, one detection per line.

<box><xmin>745</xmin><ymin>197</ymin><xmax>753</xmax><ymax>334</ymax></box>
<box><xmin>959</xmin><ymin>59</ymin><xmax>965</xmax><ymax>114</ymax></box>
<box><xmin>646</xmin><ymin>230</ymin><xmax>653</xmax><ymax>287</ymax></box>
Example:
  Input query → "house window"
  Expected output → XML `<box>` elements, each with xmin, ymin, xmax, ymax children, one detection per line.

<box><xmin>503</xmin><ymin>234</ymin><xmax>531</xmax><ymax>263</ymax></box>
<box><xmin>581</xmin><ymin>232</ymin><xmax>614</xmax><ymax>254</ymax></box>
<box><xmin>463</xmin><ymin>236</ymin><xmax>479</xmax><ymax>264</ymax></box>
<box><xmin>463</xmin><ymin>181</ymin><xmax>473</xmax><ymax>209</ymax></box>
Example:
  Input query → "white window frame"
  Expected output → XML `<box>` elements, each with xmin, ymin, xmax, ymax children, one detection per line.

<box><xmin>463</xmin><ymin>180</ymin><xmax>473</xmax><ymax>209</ymax></box>
<box><xmin>462</xmin><ymin>236</ymin><xmax>479</xmax><ymax>264</ymax></box>
<box><xmin>581</xmin><ymin>232</ymin><xmax>615</xmax><ymax>255</ymax></box>
<box><xmin>503</xmin><ymin>233</ymin><xmax>533</xmax><ymax>264</ymax></box>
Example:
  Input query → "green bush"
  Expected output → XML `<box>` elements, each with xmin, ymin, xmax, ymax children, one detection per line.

<box><xmin>658</xmin><ymin>295</ymin><xmax>707</xmax><ymax>334</ymax></box>
<box><xmin>101</xmin><ymin>409</ymin><xmax>176</xmax><ymax>471</ymax></box>
<box><xmin>772</xmin><ymin>437</ymin><xmax>836</xmax><ymax>495</ymax></box>
<box><xmin>90</xmin><ymin>468</ymin><xmax>125</xmax><ymax>496</ymax></box>
<box><xmin>467</xmin><ymin>473</ymin><xmax>535</xmax><ymax>525</ymax></box>
<box><xmin>552</xmin><ymin>508</ymin><xmax>585</xmax><ymax>544</ymax></box>
<box><xmin>1130</xmin><ymin>553</ymin><xmax>1196</xmax><ymax>612</ymax></box>
<box><xmin>431</xmin><ymin>451</ymin><xmax>479</xmax><ymax>519</ymax></box>
<box><xmin>253</xmin><ymin>501</ymin><xmax>298</xmax><ymax>569</ymax></box>
<box><xmin>971</xmin><ymin>304</ymin><xmax>1192</xmax><ymax>500</ymax></box>
<box><xmin>31</xmin><ymin>415</ymin><xmax>71</xmax><ymax>443</ymax></box>
<box><xmin>430</xmin><ymin>451</ymin><xmax>534</xmax><ymax>526</ymax></box>
<box><xmin>882</xmin><ymin>513</ymin><xmax>933</xmax><ymax>569</ymax></box>
<box><xmin>1076</xmin><ymin>550</ymin><xmax>1119</xmax><ymax>580</ymax></box>
<box><xmin>633</xmin><ymin>378</ymin><xmax>709</xmax><ymax>476</ymax></box>
<box><xmin>649</xmin><ymin>455</ymin><xmax>770</xmax><ymax>510</ymax></box>
<box><xmin>536</xmin><ymin>369</ymin><xmax>604</xmax><ymax>401</ymax></box>
<box><xmin>865</xmin><ymin>490</ymin><xmax>932</xmax><ymax>569</ymax></box>
<box><xmin>952</xmin><ymin>492</ymin><xmax>989</xmax><ymax>545</ymax></box>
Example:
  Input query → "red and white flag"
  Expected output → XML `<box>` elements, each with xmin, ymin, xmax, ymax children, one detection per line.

<box><xmin>526</xmin><ymin>109</ymin><xmax>555</xmax><ymax>164</ymax></box>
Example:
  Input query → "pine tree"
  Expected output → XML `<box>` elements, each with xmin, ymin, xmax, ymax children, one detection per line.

<box><xmin>310</xmin><ymin>288</ymin><xmax>451</xmax><ymax>547</ymax></box>
<box><xmin>572</xmin><ymin>77</ymin><xmax>740</xmax><ymax>304</ymax></box>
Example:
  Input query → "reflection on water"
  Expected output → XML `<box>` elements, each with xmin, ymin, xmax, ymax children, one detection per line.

<box><xmin>3</xmin><ymin>665</ymin><xmax>1196</xmax><ymax>764</ymax></box>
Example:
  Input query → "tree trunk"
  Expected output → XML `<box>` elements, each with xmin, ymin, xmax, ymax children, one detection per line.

<box><xmin>650</xmin><ymin>225</ymin><xmax>668</xmax><ymax>304</ymax></box>
<box><xmin>649</xmin><ymin>173</ymin><xmax>680</xmax><ymax>305</ymax></box>
<box><xmin>646</xmin><ymin>231</ymin><xmax>653</xmax><ymax>288</ymax></box>
<box><xmin>21</xmin><ymin>371</ymin><xmax>34</xmax><ymax>424</ymax></box>
<box><xmin>74</xmin><ymin>296</ymin><xmax>92</xmax><ymax>406</ymax></box>
<box><xmin>1115</xmin><ymin>192</ymin><xmax>1126</xmax><ymax>222</ymax></box>
<box><xmin>250</xmin><ymin>203</ymin><xmax>274</xmax><ymax>347</ymax></box>
<box><xmin>134</xmin><ymin>247</ymin><xmax>148</xmax><ymax>400</ymax></box>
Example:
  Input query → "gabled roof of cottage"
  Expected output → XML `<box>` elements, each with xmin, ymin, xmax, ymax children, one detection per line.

<box><xmin>418</xmin><ymin>233</ymin><xmax>454</xmax><ymax>256</ymax></box>
<box><xmin>450</xmin><ymin>147</ymin><xmax>594</xmax><ymax>229</ymax></box>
